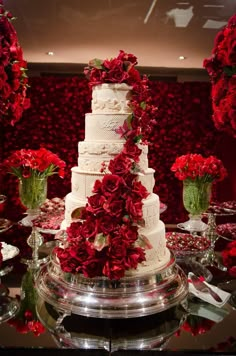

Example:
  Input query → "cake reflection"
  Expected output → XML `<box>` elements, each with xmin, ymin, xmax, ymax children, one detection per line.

<box><xmin>38</xmin><ymin>302</ymin><xmax>187</xmax><ymax>351</ymax></box>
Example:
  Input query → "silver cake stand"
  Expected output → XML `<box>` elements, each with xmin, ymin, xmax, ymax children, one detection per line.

<box><xmin>36</xmin><ymin>250</ymin><xmax>188</xmax><ymax>325</ymax></box>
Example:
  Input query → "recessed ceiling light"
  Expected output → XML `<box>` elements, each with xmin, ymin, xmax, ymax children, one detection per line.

<box><xmin>179</xmin><ymin>56</ymin><xmax>186</xmax><ymax>60</ymax></box>
<box><xmin>46</xmin><ymin>51</ymin><xmax>54</xmax><ymax>56</ymax></box>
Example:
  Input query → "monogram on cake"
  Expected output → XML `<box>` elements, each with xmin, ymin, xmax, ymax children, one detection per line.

<box><xmin>58</xmin><ymin>51</ymin><xmax>170</xmax><ymax>280</ymax></box>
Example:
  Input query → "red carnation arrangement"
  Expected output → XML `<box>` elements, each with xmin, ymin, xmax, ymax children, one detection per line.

<box><xmin>56</xmin><ymin>51</ymin><xmax>158</xmax><ymax>280</ymax></box>
<box><xmin>0</xmin><ymin>1</ymin><xmax>30</xmax><ymax>126</ymax></box>
<box><xmin>3</xmin><ymin>147</ymin><xmax>66</xmax><ymax>179</ymax></box>
<box><xmin>171</xmin><ymin>153</ymin><xmax>227</xmax><ymax>183</ymax></box>
<box><xmin>203</xmin><ymin>14</ymin><xmax>236</xmax><ymax>138</ymax></box>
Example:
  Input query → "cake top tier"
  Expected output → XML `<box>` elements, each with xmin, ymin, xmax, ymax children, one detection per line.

<box><xmin>92</xmin><ymin>83</ymin><xmax>132</xmax><ymax>114</ymax></box>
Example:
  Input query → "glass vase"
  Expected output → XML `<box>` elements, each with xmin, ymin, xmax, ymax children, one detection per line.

<box><xmin>19</xmin><ymin>176</ymin><xmax>47</xmax><ymax>227</ymax></box>
<box><xmin>177</xmin><ymin>179</ymin><xmax>212</xmax><ymax>233</ymax></box>
<box><xmin>19</xmin><ymin>176</ymin><xmax>48</xmax><ymax>268</ymax></box>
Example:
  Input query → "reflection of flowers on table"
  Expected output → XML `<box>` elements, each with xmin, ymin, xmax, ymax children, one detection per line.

<box><xmin>7</xmin><ymin>269</ymin><xmax>45</xmax><ymax>336</ymax></box>
<box><xmin>177</xmin><ymin>315</ymin><xmax>215</xmax><ymax>336</ymax></box>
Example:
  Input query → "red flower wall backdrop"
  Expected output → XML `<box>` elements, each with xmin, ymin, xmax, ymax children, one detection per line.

<box><xmin>1</xmin><ymin>76</ymin><xmax>235</xmax><ymax>225</ymax></box>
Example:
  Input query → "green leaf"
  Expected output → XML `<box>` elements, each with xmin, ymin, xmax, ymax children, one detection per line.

<box><xmin>126</xmin><ymin>113</ymin><xmax>133</xmax><ymax>129</ymax></box>
<box><xmin>223</xmin><ymin>66</ymin><xmax>236</xmax><ymax>77</ymax></box>
<box><xmin>137</xmin><ymin>234</ymin><xmax>153</xmax><ymax>249</ymax></box>
<box><xmin>133</xmin><ymin>135</ymin><xmax>142</xmax><ymax>143</ymax></box>
<box><xmin>93</xmin><ymin>233</ymin><xmax>109</xmax><ymax>251</ymax></box>
<box><xmin>140</xmin><ymin>101</ymin><xmax>146</xmax><ymax>109</ymax></box>
<box><xmin>88</xmin><ymin>58</ymin><xmax>104</xmax><ymax>69</ymax></box>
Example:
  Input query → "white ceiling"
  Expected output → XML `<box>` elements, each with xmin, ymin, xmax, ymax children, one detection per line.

<box><xmin>3</xmin><ymin>0</ymin><xmax>236</xmax><ymax>70</ymax></box>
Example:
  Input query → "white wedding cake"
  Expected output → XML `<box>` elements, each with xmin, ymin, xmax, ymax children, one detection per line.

<box><xmin>63</xmin><ymin>81</ymin><xmax>170</xmax><ymax>276</ymax></box>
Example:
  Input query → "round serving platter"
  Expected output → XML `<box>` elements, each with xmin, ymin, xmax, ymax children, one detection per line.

<box><xmin>36</xmin><ymin>251</ymin><xmax>188</xmax><ymax>322</ymax></box>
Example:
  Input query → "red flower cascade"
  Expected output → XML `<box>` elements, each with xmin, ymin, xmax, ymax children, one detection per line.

<box><xmin>0</xmin><ymin>0</ymin><xmax>30</xmax><ymax>125</ymax></box>
<box><xmin>203</xmin><ymin>14</ymin><xmax>236</xmax><ymax>138</ymax></box>
<box><xmin>56</xmin><ymin>51</ymin><xmax>158</xmax><ymax>280</ymax></box>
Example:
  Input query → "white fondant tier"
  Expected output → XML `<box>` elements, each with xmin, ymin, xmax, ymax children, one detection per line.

<box><xmin>126</xmin><ymin>221</ymin><xmax>170</xmax><ymax>277</ymax></box>
<box><xmin>64</xmin><ymin>191</ymin><xmax>160</xmax><ymax>230</ymax></box>
<box><xmin>85</xmin><ymin>113</ymin><xmax>127</xmax><ymax>142</ymax></box>
<box><xmin>71</xmin><ymin>167</ymin><xmax>155</xmax><ymax>202</ymax></box>
<box><xmin>92</xmin><ymin>83</ymin><xmax>132</xmax><ymax>114</ymax></box>
<box><xmin>78</xmin><ymin>142</ymin><xmax>149</xmax><ymax>172</ymax></box>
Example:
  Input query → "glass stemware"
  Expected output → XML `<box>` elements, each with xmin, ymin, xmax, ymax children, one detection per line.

<box><xmin>0</xmin><ymin>195</ymin><xmax>13</xmax><ymax>233</ymax></box>
<box><xmin>18</xmin><ymin>176</ymin><xmax>48</xmax><ymax>268</ymax></box>
<box><xmin>177</xmin><ymin>180</ymin><xmax>212</xmax><ymax>233</ymax></box>
<box><xmin>0</xmin><ymin>243</ymin><xmax>19</xmax><ymax>323</ymax></box>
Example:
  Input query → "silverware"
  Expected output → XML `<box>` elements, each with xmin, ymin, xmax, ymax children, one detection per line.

<box><xmin>190</xmin><ymin>274</ymin><xmax>223</xmax><ymax>303</ymax></box>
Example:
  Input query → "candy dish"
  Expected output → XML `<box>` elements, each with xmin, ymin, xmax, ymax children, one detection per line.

<box><xmin>216</xmin><ymin>223</ymin><xmax>236</xmax><ymax>241</ymax></box>
<box><xmin>166</xmin><ymin>232</ymin><xmax>210</xmax><ymax>257</ymax></box>
<box><xmin>166</xmin><ymin>232</ymin><xmax>212</xmax><ymax>282</ymax></box>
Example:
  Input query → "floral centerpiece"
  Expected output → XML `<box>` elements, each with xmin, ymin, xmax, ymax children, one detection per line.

<box><xmin>203</xmin><ymin>14</ymin><xmax>236</xmax><ymax>138</ymax></box>
<box><xmin>56</xmin><ymin>50</ymin><xmax>159</xmax><ymax>280</ymax></box>
<box><xmin>0</xmin><ymin>0</ymin><xmax>30</xmax><ymax>126</ymax></box>
<box><xmin>3</xmin><ymin>147</ymin><xmax>66</xmax><ymax>223</ymax></box>
<box><xmin>171</xmin><ymin>153</ymin><xmax>227</xmax><ymax>232</ymax></box>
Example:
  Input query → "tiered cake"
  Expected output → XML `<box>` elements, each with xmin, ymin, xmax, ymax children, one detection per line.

<box><xmin>36</xmin><ymin>52</ymin><xmax>188</xmax><ymax>321</ymax></box>
<box><xmin>63</xmin><ymin>81</ymin><xmax>170</xmax><ymax>276</ymax></box>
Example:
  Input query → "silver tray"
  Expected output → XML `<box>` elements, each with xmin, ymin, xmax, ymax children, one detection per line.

<box><xmin>36</xmin><ymin>250</ymin><xmax>188</xmax><ymax>319</ymax></box>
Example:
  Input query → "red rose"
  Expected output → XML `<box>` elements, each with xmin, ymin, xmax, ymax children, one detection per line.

<box><xmin>103</xmin><ymin>260</ymin><xmax>125</xmax><ymax>280</ymax></box>
<box><xmin>117</xmin><ymin>50</ymin><xmax>138</xmax><ymax>65</ymax></box>
<box><xmin>82</xmin><ymin>258</ymin><xmax>104</xmax><ymax>278</ymax></box>
<box><xmin>125</xmin><ymin>196</ymin><xmax>143</xmax><ymax>221</ymax></box>
<box><xmin>132</xmin><ymin>180</ymin><xmax>149</xmax><ymax>199</ymax></box>
<box><xmin>79</xmin><ymin>219</ymin><xmax>97</xmax><ymax>239</ymax></box>
<box><xmin>101</xmin><ymin>174</ymin><xmax>126</xmax><ymax>196</ymax></box>
<box><xmin>103</xmin><ymin>59</ymin><xmax>129</xmax><ymax>83</ymax></box>
<box><xmin>125</xmin><ymin>246</ymin><xmax>145</xmax><ymax>269</ymax></box>
<box><xmin>87</xmin><ymin>193</ymin><xmax>106</xmax><ymax>215</ymax></box>
<box><xmin>97</xmin><ymin>215</ymin><xmax>119</xmax><ymax>234</ymax></box>
<box><xmin>123</xmin><ymin>140</ymin><xmax>142</xmax><ymax>162</ymax></box>
<box><xmin>119</xmin><ymin>224</ymin><xmax>139</xmax><ymax>245</ymax></box>
<box><xmin>103</xmin><ymin>197</ymin><xmax>124</xmax><ymax>218</ymax></box>
<box><xmin>108</xmin><ymin>153</ymin><xmax>132</xmax><ymax>175</ymax></box>
<box><xmin>11</xmin><ymin>62</ymin><xmax>21</xmax><ymax>78</ymax></box>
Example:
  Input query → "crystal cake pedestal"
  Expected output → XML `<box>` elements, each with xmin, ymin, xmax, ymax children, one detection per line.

<box><xmin>36</xmin><ymin>251</ymin><xmax>188</xmax><ymax>325</ymax></box>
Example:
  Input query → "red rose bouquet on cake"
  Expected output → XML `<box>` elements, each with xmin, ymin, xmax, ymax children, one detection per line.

<box><xmin>0</xmin><ymin>0</ymin><xmax>30</xmax><ymax>125</ymax></box>
<box><xmin>203</xmin><ymin>14</ymin><xmax>236</xmax><ymax>137</ymax></box>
